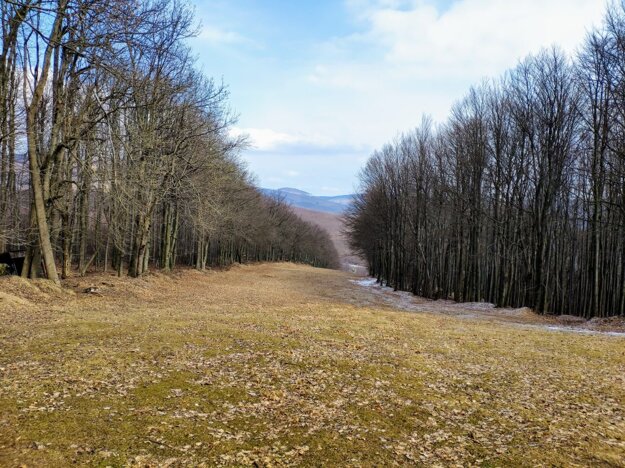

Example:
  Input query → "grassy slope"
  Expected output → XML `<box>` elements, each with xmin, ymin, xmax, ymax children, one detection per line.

<box><xmin>290</xmin><ymin>207</ymin><xmax>366</xmax><ymax>272</ymax></box>
<box><xmin>0</xmin><ymin>263</ymin><xmax>624</xmax><ymax>467</ymax></box>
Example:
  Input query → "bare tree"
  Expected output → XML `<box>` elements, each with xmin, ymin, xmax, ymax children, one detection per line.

<box><xmin>348</xmin><ymin>3</ymin><xmax>625</xmax><ymax>318</ymax></box>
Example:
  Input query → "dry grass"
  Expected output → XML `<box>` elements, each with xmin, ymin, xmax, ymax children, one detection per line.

<box><xmin>290</xmin><ymin>207</ymin><xmax>366</xmax><ymax>273</ymax></box>
<box><xmin>0</xmin><ymin>263</ymin><xmax>624</xmax><ymax>467</ymax></box>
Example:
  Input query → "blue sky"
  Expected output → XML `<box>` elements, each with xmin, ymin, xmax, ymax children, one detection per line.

<box><xmin>189</xmin><ymin>0</ymin><xmax>608</xmax><ymax>195</ymax></box>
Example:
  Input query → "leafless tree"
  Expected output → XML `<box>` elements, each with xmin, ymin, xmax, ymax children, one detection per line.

<box><xmin>0</xmin><ymin>0</ymin><xmax>339</xmax><ymax>283</ymax></box>
<box><xmin>348</xmin><ymin>3</ymin><xmax>625</xmax><ymax>318</ymax></box>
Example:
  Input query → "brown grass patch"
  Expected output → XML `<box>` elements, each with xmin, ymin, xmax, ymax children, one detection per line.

<box><xmin>0</xmin><ymin>263</ymin><xmax>624</xmax><ymax>466</ymax></box>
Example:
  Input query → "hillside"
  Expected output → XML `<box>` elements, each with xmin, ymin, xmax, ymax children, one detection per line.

<box><xmin>1</xmin><ymin>264</ymin><xmax>624</xmax><ymax>466</ymax></box>
<box><xmin>291</xmin><ymin>206</ymin><xmax>366</xmax><ymax>274</ymax></box>
<box><xmin>261</xmin><ymin>188</ymin><xmax>355</xmax><ymax>214</ymax></box>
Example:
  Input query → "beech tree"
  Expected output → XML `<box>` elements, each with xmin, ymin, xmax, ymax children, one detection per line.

<box><xmin>347</xmin><ymin>3</ymin><xmax>625</xmax><ymax>318</ymax></box>
<box><xmin>0</xmin><ymin>0</ymin><xmax>339</xmax><ymax>281</ymax></box>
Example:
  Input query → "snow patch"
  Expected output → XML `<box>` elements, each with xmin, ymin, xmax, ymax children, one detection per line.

<box><xmin>544</xmin><ymin>326</ymin><xmax>625</xmax><ymax>337</ymax></box>
<box><xmin>352</xmin><ymin>278</ymin><xmax>377</xmax><ymax>288</ymax></box>
<box><xmin>349</xmin><ymin>277</ymin><xmax>625</xmax><ymax>337</ymax></box>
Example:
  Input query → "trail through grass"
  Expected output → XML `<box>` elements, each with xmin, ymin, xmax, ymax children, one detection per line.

<box><xmin>0</xmin><ymin>263</ymin><xmax>624</xmax><ymax>466</ymax></box>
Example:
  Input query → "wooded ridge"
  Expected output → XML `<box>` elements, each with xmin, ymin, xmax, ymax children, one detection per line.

<box><xmin>347</xmin><ymin>3</ymin><xmax>625</xmax><ymax>318</ymax></box>
<box><xmin>0</xmin><ymin>0</ymin><xmax>339</xmax><ymax>283</ymax></box>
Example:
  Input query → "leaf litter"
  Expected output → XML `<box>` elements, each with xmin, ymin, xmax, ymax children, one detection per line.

<box><xmin>0</xmin><ymin>263</ymin><xmax>623</xmax><ymax>466</ymax></box>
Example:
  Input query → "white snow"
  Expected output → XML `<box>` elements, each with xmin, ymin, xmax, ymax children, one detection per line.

<box><xmin>544</xmin><ymin>326</ymin><xmax>625</xmax><ymax>337</ymax></box>
<box><xmin>352</xmin><ymin>278</ymin><xmax>377</xmax><ymax>287</ymax></box>
<box><xmin>349</xmin><ymin>277</ymin><xmax>625</xmax><ymax>338</ymax></box>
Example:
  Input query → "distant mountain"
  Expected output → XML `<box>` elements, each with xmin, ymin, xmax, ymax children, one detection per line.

<box><xmin>261</xmin><ymin>187</ymin><xmax>355</xmax><ymax>214</ymax></box>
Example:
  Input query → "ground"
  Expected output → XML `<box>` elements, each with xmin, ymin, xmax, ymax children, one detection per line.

<box><xmin>0</xmin><ymin>263</ymin><xmax>624</xmax><ymax>467</ymax></box>
<box><xmin>290</xmin><ymin>207</ymin><xmax>366</xmax><ymax>274</ymax></box>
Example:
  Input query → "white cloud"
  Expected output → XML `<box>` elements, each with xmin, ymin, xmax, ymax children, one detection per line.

<box><xmin>198</xmin><ymin>25</ymin><xmax>249</xmax><ymax>46</ymax></box>
<box><xmin>352</xmin><ymin>0</ymin><xmax>606</xmax><ymax>77</ymax></box>
<box><xmin>300</xmin><ymin>0</ymin><xmax>608</xmax><ymax>148</ymax></box>
<box><xmin>230</xmin><ymin>126</ymin><xmax>355</xmax><ymax>153</ymax></box>
<box><xmin>230</xmin><ymin>127</ymin><xmax>301</xmax><ymax>151</ymax></box>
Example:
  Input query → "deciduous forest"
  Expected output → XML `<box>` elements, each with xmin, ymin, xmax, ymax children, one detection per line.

<box><xmin>0</xmin><ymin>0</ymin><xmax>339</xmax><ymax>284</ymax></box>
<box><xmin>348</xmin><ymin>3</ymin><xmax>625</xmax><ymax>318</ymax></box>
<box><xmin>2</xmin><ymin>2</ymin><xmax>625</xmax><ymax>466</ymax></box>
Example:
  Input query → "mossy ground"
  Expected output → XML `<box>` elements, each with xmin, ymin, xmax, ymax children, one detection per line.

<box><xmin>0</xmin><ymin>263</ymin><xmax>624</xmax><ymax>466</ymax></box>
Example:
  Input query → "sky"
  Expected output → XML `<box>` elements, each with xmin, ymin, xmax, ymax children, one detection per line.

<box><xmin>189</xmin><ymin>0</ymin><xmax>609</xmax><ymax>196</ymax></box>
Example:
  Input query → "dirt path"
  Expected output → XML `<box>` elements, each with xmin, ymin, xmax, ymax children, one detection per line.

<box><xmin>340</xmin><ymin>276</ymin><xmax>625</xmax><ymax>337</ymax></box>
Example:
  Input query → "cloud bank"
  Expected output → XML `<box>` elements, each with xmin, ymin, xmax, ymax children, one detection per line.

<box><xmin>193</xmin><ymin>0</ymin><xmax>609</xmax><ymax>194</ymax></box>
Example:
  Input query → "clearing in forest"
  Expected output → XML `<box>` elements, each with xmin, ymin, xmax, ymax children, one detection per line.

<box><xmin>0</xmin><ymin>263</ymin><xmax>624</xmax><ymax>466</ymax></box>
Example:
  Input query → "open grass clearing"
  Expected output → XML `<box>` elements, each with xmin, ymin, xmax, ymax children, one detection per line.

<box><xmin>1</xmin><ymin>263</ymin><xmax>624</xmax><ymax>466</ymax></box>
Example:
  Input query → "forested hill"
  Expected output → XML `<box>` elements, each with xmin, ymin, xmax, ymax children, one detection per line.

<box><xmin>0</xmin><ymin>0</ymin><xmax>338</xmax><ymax>282</ymax></box>
<box><xmin>261</xmin><ymin>188</ymin><xmax>355</xmax><ymax>214</ymax></box>
<box><xmin>347</xmin><ymin>3</ymin><xmax>625</xmax><ymax>319</ymax></box>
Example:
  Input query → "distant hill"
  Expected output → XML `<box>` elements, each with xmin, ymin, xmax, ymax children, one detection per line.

<box><xmin>261</xmin><ymin>187</ymin><xmax>365</xmax><ymax>273</ymax></box>
<box><xmin>261</xmin><ymin>187</ymin><xmax>355</xmax><ymax>214</ymax></box>
<box><xmin>291</xmin><ymin>206</ymin><xmax>367</xmax><ymax>275</ymax></box>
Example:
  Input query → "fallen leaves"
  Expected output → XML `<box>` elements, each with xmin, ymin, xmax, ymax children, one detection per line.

<box><xmin>0</xmin><ymin>263</ymin><xmax>624</xmax><ymax>466</ymax></box>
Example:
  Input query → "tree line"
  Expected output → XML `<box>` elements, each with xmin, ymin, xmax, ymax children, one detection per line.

<box><xmin>347</xmin><ymin>2</ymin><xmax>625</xmax><ymax>318</ymax></box>
<box><xmin>0</xmin><ymin>0</ymin><xmax>338</xmax><ymax>284</ymax></box>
